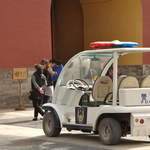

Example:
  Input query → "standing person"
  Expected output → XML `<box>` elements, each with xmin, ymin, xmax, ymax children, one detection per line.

<box><xmin>50</xmin><ymin>59</ymin><xmax>63</xmax><ymax>88</ymax></box>
<box><xmin>31</xmin><ymin>64</ymin><xmax>47</xmax><ymax>121</ymax></box>
<box><xmin>40</xmin><ymin>59</ymin><xmax>54</xmax><ymax>103</ymax></box>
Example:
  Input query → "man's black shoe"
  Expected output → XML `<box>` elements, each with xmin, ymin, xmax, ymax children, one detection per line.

<box><xmin>32</xmin><ymin>117</ymin><xmax>38</xmax><ymax>121</ymax></box>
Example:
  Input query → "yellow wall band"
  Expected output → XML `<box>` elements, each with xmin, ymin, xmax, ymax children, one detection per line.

<box><xmin>80</xmin><ymin>0</ymin><xmax>143</xmax><ymax>65</ymax></box>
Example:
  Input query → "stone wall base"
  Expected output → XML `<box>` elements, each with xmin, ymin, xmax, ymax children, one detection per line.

<box><xmin>119</xmin><ymin>65</ymin><xmax>150</xmax><ymax>84</ymax></box>
<box><xmin>119</xmin><ymin>65</ymin><xmax>150</xmax><ymax>76</ymax></box>
<box><xmin>0</xmin><ymin>68</ymin><xmax>34</xmax><ymax>109</ymax></box>
<box><xmin>1</xmin><ymin>65</ymin><xmax>150</xmax><ymax>108</ymax></box>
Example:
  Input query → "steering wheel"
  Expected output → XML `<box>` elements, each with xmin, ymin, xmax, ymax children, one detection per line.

<box><xmin>72</xmin><ymin>79</ymin><xmax>89</xmax><ymax>91</ymax></box>
<box><xmin>66</xmin><ymin>80</ymin><xmax>74</xmax><ymax>88</ymax></box>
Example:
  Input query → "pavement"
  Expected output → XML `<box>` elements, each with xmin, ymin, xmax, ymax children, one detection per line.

<box><xmin>0</xmin><ymin>108</ymin><xmax>150</xmax><ymax>150</ymax></box>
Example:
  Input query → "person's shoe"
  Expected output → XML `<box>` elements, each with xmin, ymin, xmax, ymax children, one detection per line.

<box><xmin>32</xmin><ymin>117</ymin><xmax>38</xmax><ymax>121</ymax></box>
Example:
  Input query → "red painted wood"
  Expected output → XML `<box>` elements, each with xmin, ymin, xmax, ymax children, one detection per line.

<box><xmin>0</xmin><ymin>0</ymin><xmax>52</xmax><ymax>68</ymax></box>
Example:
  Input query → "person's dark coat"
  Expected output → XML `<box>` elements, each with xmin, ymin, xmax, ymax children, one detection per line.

<box><xmin>31</xmin><ymin>70</ymin><xmax>47</xmax><ymax>100</ymax></box>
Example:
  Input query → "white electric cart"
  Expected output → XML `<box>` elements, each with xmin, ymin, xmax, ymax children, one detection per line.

<box><xmin>42</xmin><ymin>41</ymin><xmax>150</xmax><ymax>145</ymax></box>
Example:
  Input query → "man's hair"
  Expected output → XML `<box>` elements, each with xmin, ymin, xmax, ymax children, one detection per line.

<box><xmin>40</xmin><ymin>58</ymin><xmax>49</xmax><ymax>65</ymax></box>
<box><xmin>49</xmin><ymin>59</ymin><xmax>61</xmax><ymax>66</ymax></box>
<box><xmin>34</xmin><ymin>64</ymin><xmax>42</xmax><ymax>71</ymax></box>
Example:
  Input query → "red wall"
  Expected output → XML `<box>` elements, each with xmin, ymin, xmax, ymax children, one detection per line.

<box><xmin>142</xmin><ymin>0</ymin><xmax>150</xmax><ymax>64</ymax></box>
<box><xmin>0</xmin><ymin>0</ymin><xmax>52</xmax><ymax>68</ymax></box>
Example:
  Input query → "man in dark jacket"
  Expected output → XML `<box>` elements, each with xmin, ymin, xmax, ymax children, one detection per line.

<box><xmin>31</xmin><ymin>64</ymin><xmax>47</xmax><ymax>121</ymax></box>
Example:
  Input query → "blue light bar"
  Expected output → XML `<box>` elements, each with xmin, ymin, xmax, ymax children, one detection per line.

<box><xmin>115</xmin><ymin>42</ymin><xmax>139</xmax><ymax>48</ymax></box>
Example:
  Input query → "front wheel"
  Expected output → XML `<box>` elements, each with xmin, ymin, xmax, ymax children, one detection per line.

<box><xmin>98</xmin><ymin>118</ymin><xmax>121</xmax><ymax>145</ymax></box>
<box><xmin>43</xmin><ymin>111</ymin><xmax>61</xmax><ymax>137</ymax></box>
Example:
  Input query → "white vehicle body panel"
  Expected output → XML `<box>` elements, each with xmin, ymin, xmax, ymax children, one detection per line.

<box><xmin>43</xmin><ymin>103</ymin><xmax>150</xmax><ymax>131</ymax></box>
<box><xmin>119</xmin><ymin>88</ymin><xmax>150</xmax><ymax>106</ymax></box>
<box><xmin>131</xmin><ymin>113</ymin><xmax>150</xmax><ymax>136</ymax></box>
<box><xmin>43</xmin><ymin>47</ymin><xmax>150</xmax><ymax>138</ymax></box>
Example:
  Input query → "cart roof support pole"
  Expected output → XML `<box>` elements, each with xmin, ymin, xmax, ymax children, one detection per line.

<box><xmin>113</xmin><ymin>52</ymin><xmax>118</xmax><ymax>106</ymax></box>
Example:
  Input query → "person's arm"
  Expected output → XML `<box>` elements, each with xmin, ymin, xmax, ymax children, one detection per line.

<box><xmin>48</xmin><ymin>67</ymin><xmax>57</xmax><ymax>76</ymax></box>
<box><xmin>31</xmin><ymin>75</ymin><xmax>40</xmax><ymax>90</ymax></box>
<box><xmin>31</xmin><ymin>75</ymin><xmax>44</xmax><ymax>94</ymax></box>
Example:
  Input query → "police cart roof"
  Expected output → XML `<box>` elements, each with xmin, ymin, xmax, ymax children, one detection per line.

<box><xmin>79</xmin><ymin>47</ymin><xmax>150</xmax><ymax>56</ymax></box>
<box><xmin>79</xmin><ymin>41</ymin><xmax>150</xmax><ymax>55</ymax></box>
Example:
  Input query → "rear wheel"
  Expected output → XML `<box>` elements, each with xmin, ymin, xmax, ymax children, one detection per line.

<box><xmin>98</xmin><ymin>118</ymin><xmax>121</xmax><ymax>145</ymax></box>
<box><xmin>43</xmin><ymin>111</ymin><xmax>61</xmax><ymax>137</ymax></box>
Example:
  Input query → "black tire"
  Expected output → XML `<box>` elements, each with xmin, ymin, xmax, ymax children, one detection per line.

<box><xmin>93</xmin><ymin>130</ymin><xmax>98</xmax><ymax>134</ymax></box>
<box><xmin>98</xmin><ymin>118</ymin><xmax>121</xmax><ymax>145</ymax></box>
<box><xmin>81</xmin><ymin>129</ymin><xmax>91</xmax><ymax>133</ymax></box>
<box><xmin>43</xmin><ymin>111</ymin><xmax>61</xmax><ymax>137</ymax></box>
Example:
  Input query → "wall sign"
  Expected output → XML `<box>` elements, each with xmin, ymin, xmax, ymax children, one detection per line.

<box><xmin>13</xmin><ymin>68</ymin><xmax>28</xmax><ymax>80</ymax></box>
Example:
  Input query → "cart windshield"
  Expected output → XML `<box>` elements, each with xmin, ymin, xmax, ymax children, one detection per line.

<box><xmin>59</xmin><ymin>53</ymin><xmax>112</xmax><ymax>86</ymax></box>
<box><xmin>79</xmin><ymin>54</ymin><xmax>112</xmax><ymax>84</ymax></box>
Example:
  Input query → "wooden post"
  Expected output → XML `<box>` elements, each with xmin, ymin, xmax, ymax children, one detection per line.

<box><xmin>15</xmin><ymin>80</ymin><xmax>25</xmax><ymax>110</ymax></box>
<box><xmin>13</xmin><ymin>68</ymin><xmax>28</xmax><ymax>111</ymax></box>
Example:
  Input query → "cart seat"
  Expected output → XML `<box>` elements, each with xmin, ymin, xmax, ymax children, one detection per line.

<box><xmin>119</xmin><ymin>76</ymin><xmax>139</xmax><ymax>88</ymax></box>
<box><xmin>140</xmin><ymin>75</ymin><xmax>150</xmax><ymax>88</ymax></box>
<box><xmin>118</xmin><ymin>75</ymin><xmax>127</xmax><ymax>86</ymax></box>
<box><xmin>92</xmin><ymin>76</ymin><xmax>112</xmax><ymax>101</ymax></box>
